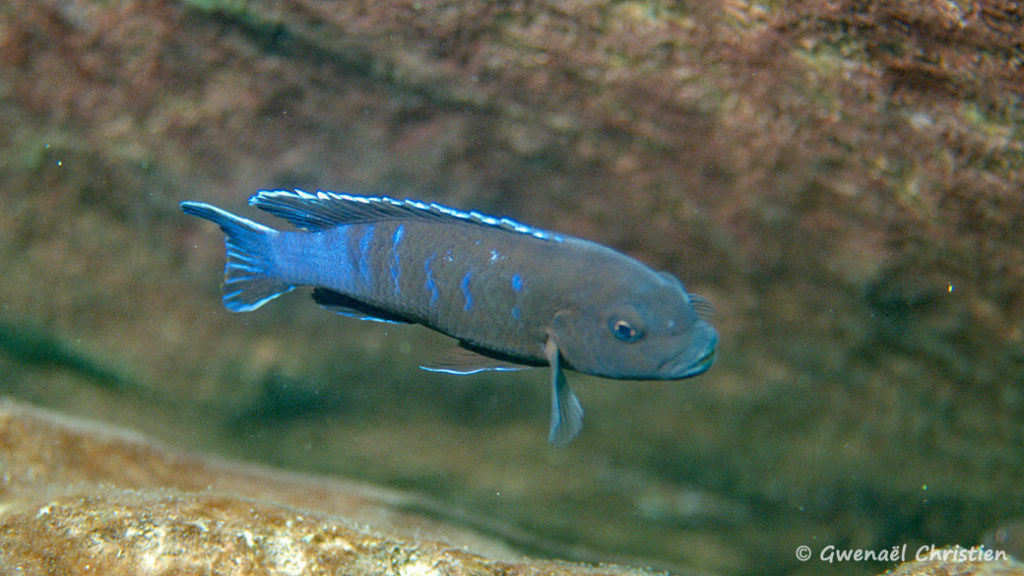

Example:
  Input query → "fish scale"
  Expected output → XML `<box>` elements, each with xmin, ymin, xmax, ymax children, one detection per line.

<box><xmin>397</xmin><ymin>222</ymin><xmax>537</xmax><ymax>352</ymax></box>
<box><xmin>181</xmin><ymin>190</ymin><xmax>718</xmax><ymax>445</ymax></box>
<box><xmin>275</xmin><ymin>218</ymin><xmax>536</xmax><ymax>355</ymax></box>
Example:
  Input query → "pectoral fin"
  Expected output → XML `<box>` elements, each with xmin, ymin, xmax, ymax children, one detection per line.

<box><xmin>544</xmin><ymin>335</ymin><xmax>583</xmax><ymax>446</ymax></box>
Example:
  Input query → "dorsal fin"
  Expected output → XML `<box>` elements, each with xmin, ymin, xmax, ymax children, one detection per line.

<box><xmin>249</xmin><ymin>190</ymin><xmax>564</xmax><ymax>242</ymax></box>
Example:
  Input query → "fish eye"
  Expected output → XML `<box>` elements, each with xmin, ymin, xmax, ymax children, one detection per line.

<box><xmin>610</xmin><ymin>318</ymin><xmax>641</xmax><ymax>342</ymax></box>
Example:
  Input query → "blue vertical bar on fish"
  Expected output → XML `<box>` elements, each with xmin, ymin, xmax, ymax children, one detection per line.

<box><xmin>390</xmin><ymin>225</ymin><xmax>404</xmax><ymax>296</ymax></box>
<box><xmin>460</xmin><ymin>271</ymin><xmax>474</xmax><ymax>311</ymax></box>
<box><xmin>181</xmin><ymin>190</ymin><xmax>718</xmax><ymax>445</ymax></box>
<box><xmin>423</xmin><ymin>252</ymin><xmax>439</xmax><ymax>309</ymax></box>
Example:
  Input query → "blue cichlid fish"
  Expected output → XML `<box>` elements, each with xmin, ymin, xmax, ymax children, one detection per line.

<box><xmin>181</xmin><ymin>191</ymin><xmax>718</xmax><ymax>445</ymax></box>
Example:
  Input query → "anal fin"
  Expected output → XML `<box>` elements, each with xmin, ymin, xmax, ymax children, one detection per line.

<box><xmin>312</xmin><ymin>288</ymin><xmax>411</xmax><ymax>324</ymax></box>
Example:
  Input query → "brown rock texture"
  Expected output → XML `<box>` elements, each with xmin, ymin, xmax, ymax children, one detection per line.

<box><xmin>0</xmin><ymin>399</ymin><xmax>648</xmax><ymax>576</ymax></box>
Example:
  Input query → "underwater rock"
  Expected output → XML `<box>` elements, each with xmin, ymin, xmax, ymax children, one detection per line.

<box><xmin>0</xmin><ymin>399</ymin><xmax>652</xmax><ymax>576</ymax></box>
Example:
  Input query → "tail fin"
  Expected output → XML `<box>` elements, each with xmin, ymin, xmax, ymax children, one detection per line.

<box><xmin>181</xmin><ymin>201</ymin><xmax>294</xmax><ymax>312</ymax></box>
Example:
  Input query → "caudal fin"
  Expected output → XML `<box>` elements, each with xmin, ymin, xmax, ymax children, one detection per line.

<box><xmin>181</xmin><ymin>201</ymin><xmax>294</xmax><ymax>312</ymax></box>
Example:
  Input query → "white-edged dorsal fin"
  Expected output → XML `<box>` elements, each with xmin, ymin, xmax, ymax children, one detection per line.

<box><xmin>249</xmin><ymin>189</ymin><xmax>563</xmax><ymax>241</ymax></box>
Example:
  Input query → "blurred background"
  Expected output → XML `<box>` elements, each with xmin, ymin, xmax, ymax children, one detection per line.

<box><xmin>1</xmin><ymin>1</ymin><xmax>1022</xmax><ymax>574</ymax></box>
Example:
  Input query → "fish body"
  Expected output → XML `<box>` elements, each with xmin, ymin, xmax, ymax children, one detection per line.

<box><xmin>181</xmin><ymin>190</ymin><xmax>718</xmax><ymax>445</ymax></box>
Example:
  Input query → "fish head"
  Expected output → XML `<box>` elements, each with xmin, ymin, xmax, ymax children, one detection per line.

<box><xmin>551</xmin><ymin>270</ymin><xmax>718</xmax><ymax>380</ymax></box>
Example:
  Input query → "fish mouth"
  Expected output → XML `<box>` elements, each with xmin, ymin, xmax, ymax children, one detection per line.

<box><xmin>681</xmin><ymin>346</ymin><xmax>717</xmax><ymax>377</ymax></box>
<box><xmin>661</xmin><ymin>338</ymin><xmax>718</xmax><ymax>379</ymax></box>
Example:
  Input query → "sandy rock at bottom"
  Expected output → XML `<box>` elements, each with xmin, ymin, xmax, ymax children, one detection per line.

<box><xmin>3</xmin><ymin>489</ymin><xmax>492</xmax><ymax>576</ymax></box>
<box><xmin>1</xmin><ymin>398</ymin><xmax>1022</xmax><ymax>576</ymax></box>
<box><xmin>0</xmin><ymin>399</ymin><xmax>648</xmax><ymax>576</ymax></box>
